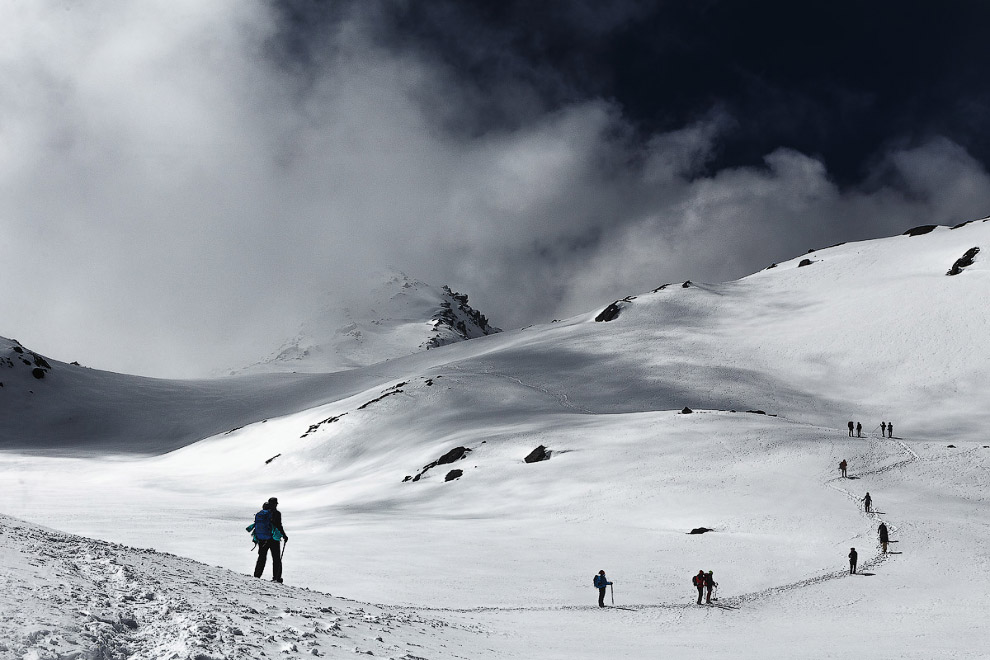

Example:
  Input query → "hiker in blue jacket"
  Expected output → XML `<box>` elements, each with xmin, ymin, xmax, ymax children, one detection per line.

<box><xmin>594</xmin><ymin>570</ymin><xmax>612</xmax><ymax>608</ymax></box>
<box><xmin>254</xmin><ymin>497</ymin><xmax>288</xmax><ymax>583</ymax></box>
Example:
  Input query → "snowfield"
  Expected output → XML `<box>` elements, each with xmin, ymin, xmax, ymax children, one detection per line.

<box><xmin>2</xmin><ymin>221</ymin><xmax>990</xmax><ymax>658</ymax></box>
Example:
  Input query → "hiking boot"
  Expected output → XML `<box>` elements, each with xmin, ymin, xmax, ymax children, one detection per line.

<box><xmin>272</xmin><ymin>578</ymin><xmax>283</xmax><ymax>583</ymax></box>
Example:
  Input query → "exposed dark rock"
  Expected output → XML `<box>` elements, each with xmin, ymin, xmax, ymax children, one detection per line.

<box><xmin>70</xmin><ymin>361</ymin><xmax>80</xmax><ymax>366</ymax></box>
<box><xmin>32</xmin><ymin>354</ymin><xmax>51</xmax><ymax>369</ymax></box>
<box><xmin>524</xmin><ymin>445</ymin><xmax>551</xmax><ymax>463</ymax></box>
<box><xmin>765</xmin><ymin>263</ymin><xmax>777</xmax><ymax>269</ymax></box>
<box><xmin>682</xmin><ymin>280</ymin><xmax>692</xmax><ymax>288</ymax></box>
<box><xmin>947</xmin><ymin>444</ymin><xmax>957</xmax><ymax>448</ymax></box>
<box><xmin>798</xmin><ymin>259</ymin><xmax>814</xmax><ymax>267</ymax></box>
<box><xmin>301</xmin><ymin>413</ymin><xmax>347</xmax><ymax>438</ymax></box>
<box><xmin>426</xmin><ymin>286</ymin><xmax>501</xmax><ymax>349</ymax></box>
<box><xmin>689</xmin><ymin>527</ymin><xmax>713</xmax><ymax>535</ymax></box>
<box><xmin>952</xmin><ymin>220</ymin><xmax>974</xmax><ymax>229</ymax></box>
<box><xmin>904</xmin><ymin>224</ymin><xmax>937</xmax><ymax>237</ymax></box>
<box><xmin>12</xmin><ymin>347</ymin><xmax>23</xmax><ymax>354</ymax></box>
<box><xmin>807</xmin><ymin>248</ymin><xmax>816</xmax><ymax>253</ymax></box>
<box><xmin>408</xmin><ymin>446</ymin><xmax>472</xmax><ymax>482</ymax></box>
<box><xmin>653</xmin><ymin>283</ymin><xmax>672</xmax><ymax>292</ymax></box>
<box><xmin>31</xmin><ymin>368</ymin><xmax>45</xmax><ymax>380</ymax></box>
<box><xmin>265</xmin><ymin>454</ymin><xmax>281</xmax><ymax>464</ymax></box>
<box><xmin>947</xmin><ymin>247</ymin><xmax>980</xmax><ymax>275</ymax></box>
<box><xmin>444</xmin><ymin>469</ymin><xmax>463</xmax><ymax>482</ymax></box>
<box><xmin>747</xmin><ymin>410</ymin><xmax>767</xmax><ymax>415</ymax></box>
<box><xmin>595</xmin><ymin>302</ymin><xmax>621</xmax><ymax>322</ymax></box>
<box><xmin>357</xmin><ymin>389</ymin><xmax>403</xmax><ymax>410</ymax></box>
<box><xmin>681</xmin><ymin>407</ymin><xmax>693</xmax><ymax>414</ymax></box>
<box><xmin>402</xmin><ymin>475</ymin><xmax>412</xmax><ymax>482</ymax></box>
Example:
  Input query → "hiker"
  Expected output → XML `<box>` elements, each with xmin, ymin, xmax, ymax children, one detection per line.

<box><xmin>254</xmin><ymin>496</ymin><xmax>288</xmax><ymax>583</ymax></box>
<box><xmin>704</xmin><ymin>570</ymin><xmax>716</xmax><ymax>604</ymax></box>
<box><xmin>878</xmin><ymin>523</ymin><xmax>889</xmax><ymax>554</ymax></box>
<box><xmin>863</xmin><ymin>492</ymin><xmax>872</xmax><ymax>513</ymax></box>
<box><xmin>848</xmin><ymin>547</ymin><xmax>858</xmax><ymax>574</ymax></box>
<box><xmin>839</xmin><ymin>459</ymin><xmax>848</xmax><ymax>478</ymax></box>
<box><xmin>888</xmin><ymin>422</ymin><xmax>894</xmax><ymax>438</ymax></box>
<box><xmin>594</xmin><ymin>570</ymin><xmax>612</xmax><ymax>608</ymax></box>
<box><xmin>692</xmin><ymin>570</ymin><xmax>706</xmax><ymax>604</ymax></box>
<box><xmin>847</xmin><ymin>421</ymin><xmax>854</xmax><ymax>437</ymax></box>
<box><xmin>881</xmin><ymin>422</ymin><xmax>887</xmax><ymax>437</ymax></box>
<box><xmin>856</xmin><ymin>422</ymin><xmax>862</xmax><ymax>438</ymax></box>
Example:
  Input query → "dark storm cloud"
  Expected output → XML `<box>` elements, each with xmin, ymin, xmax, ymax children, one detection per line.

<box><xmin>2</xmin><ymin>0</ymin><xmax>990</xmax><ymax>377</ymax></box>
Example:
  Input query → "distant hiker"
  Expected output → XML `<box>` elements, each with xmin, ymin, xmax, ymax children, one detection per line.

<box><xmin>856</xmin><ymin>422</ymin><xmax>862</xmax><ymax>438</ymax></box>
<box><xmin>704</xmin><ymin>570</ymin><xmax>716</xmax><ymax>604</ymax></box>
<box><xmin>594</xmin><ymin>570</ymin><xmax>613</xmax><ymax>608</ymax></box>
<box><xmin>881</xmin><ymin>422</ymin><xmax>887</xmax><ymax>437</ymax></box>
<box><xmin>863</xmin><ymin>492</ymin><xmax>872</xmax><ymax>513</ymax></box>
<box><xmin>848</xmin><ymin>421</ymin><xmax>854</xmax><ymax>437</ymax></box>
<box><xmin>849</xmin><ymin>547</ymin><xmax>858</xmax><ymax>574</ymax></box>
<box><xmin>878</xmin><ymin>523</ymin><xmax>889</xmax><ymax>554</ymax></box>
<box><xmin>254</xmin><ymin>496</ymin><xmax>288</xmax><ymax>583</ymax></box>
<box><xmin>839</xmin><ymin>459</ymin><xmax>848</xmax><ymax>478</ymax></box>
<box><xmin>692</xmin><ymin>570</ymin><xmax>705</xmax><ymax>604</ymax></box>
<box><xmin>888</xmin><ymin>422</ymin><xmax>894</xmax><ymax>438</ymax></box>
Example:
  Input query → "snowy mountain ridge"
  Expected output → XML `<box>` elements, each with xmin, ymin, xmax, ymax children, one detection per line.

<box><xmin>2</xmin><ymin>220</ymin><xmax>990</xmax><ymax>658</ymax></box>
<box><xmin>230</xmin><ymin>270</ymin><xmax>500</xmax><ymax>375</ymax></box>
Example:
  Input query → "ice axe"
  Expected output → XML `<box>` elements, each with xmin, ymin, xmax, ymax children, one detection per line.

<box><xmin>610</xmin><ymin>582</ymin><xmax>614</xmax><ymax>605</ymax></box>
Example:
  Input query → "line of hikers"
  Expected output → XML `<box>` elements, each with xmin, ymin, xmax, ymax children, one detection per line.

<box><xmin>847</xmin><ymin>420</ymin><xmax>894</xmax><ymax>437</ymax></box>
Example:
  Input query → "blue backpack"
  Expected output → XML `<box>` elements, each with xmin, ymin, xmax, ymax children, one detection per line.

<box><xmin>593</xmin><ymin>574</ymin><xmax>604</xmax><ymax>588</ymax></box>
<box><xmin>251</xmin><ymin>509</ymin><xmax>274</xmax><ymax>541</ymax></box>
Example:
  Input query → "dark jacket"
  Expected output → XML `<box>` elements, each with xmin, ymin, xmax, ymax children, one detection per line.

<box><xmin>849</xmin><ymin>549</ymin><xmax>858</xmax><ymax>563</ymax></box>
<box><xmin>270</xmin><ymin>508</ymin><xmax>287</xmax><ymax>540</ymax></box>
<box><xmin>878</xmin><ymin>524</ymin><xmax>889</xmax><ymax>542</ymax></box>
<box><xmin>594</xmin><ymin>575</ymin><xmax>612</xmax><ymax>588</ymax></box>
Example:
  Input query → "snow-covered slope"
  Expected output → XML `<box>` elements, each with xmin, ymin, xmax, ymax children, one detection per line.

<box><xmin>3</xmin><ymin>220</ymin><xmax>990</xmax><ymax>658</ymax></box>
<box><xmin>232</xmin><ymin>270</ymin><xmax>500</xmax><ymax>375</ymax></box>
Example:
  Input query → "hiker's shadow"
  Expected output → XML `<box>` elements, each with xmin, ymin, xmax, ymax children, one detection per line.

<box><xmin>846</xmin><ymin>476</ymin><xmax>861</xmax><ymax>480</ymax></box>
<box><xmin>888</xmin><ymin>551</ymin><xmax>903</xmax><ymax>555</ymax></box>
<box><xmin>858</xmin><ymin>572</ymin><xmax>877</xmax><ymax>576</ymax></box>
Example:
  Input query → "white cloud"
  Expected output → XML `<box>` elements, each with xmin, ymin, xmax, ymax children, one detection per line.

<box><xmin>2</xmin><ymin>3</ymin><xmax>988</xmax><ymax>376</ymax></box>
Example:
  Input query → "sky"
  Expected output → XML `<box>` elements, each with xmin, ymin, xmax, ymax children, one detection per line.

<box><xmin>3</xmin><ymin>0</ymin><xmax>990</xmax><ymax>377</ymax></box>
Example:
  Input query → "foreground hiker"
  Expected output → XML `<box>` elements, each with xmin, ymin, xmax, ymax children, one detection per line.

<box><xmin>863</xmin><ymin>492</ymin><xmax>872</xmax><ymax>513</ymax></box>
<box><xmin>848</xmin><ymin>547</ymin><xmax>858</xmax><ymax>574</ymax></box>
<box><xmin>693</xmin><ymin>570</ymin><xmax>705</xmax><ymax>604</ymax></box>
<box><xmin>881</xmin><ymin>421</ymin><xmax>887</xmax><ymax>436</ymax></box>
<box><xmin>887</xmin><ymin>422</ymin><xmax>894</xmax><ymax>438</ymax></box>
<box><xmin>839</xmin><ymin>459</ymin><xmax>847</xmax><ymax>478</ymax></box>
<box><xmin>254</xmin><ymin>497</ymin><xmax>288</xmax><ymax>583</ymax></box>
<box><xmin>879</xmin><ymin>522</ymin><xmax>889</xmax><ymax>554</ymax></box>
<box><xmin>593</xmin><ymin>570</ymin><xmax>612</xmax><ymax>608</ymax></box>
<box><xmin>856</xmin><ymin>422</ymin><xmax>862</xmax><ymax>437</ymax></box>
<box><xmin>847</xmin><ymin>421</ymin><xmax>854</xmax><ymax>437</ymax></box>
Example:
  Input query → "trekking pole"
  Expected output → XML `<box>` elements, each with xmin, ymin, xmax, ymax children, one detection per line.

<box><xmin>281</xmin><ymin>539</ymin><xmax>288</xmax><ymax>560</ymax></box>
<box><xmin>610</xmin><ymin>583</ymin><xmax>614</xmax><ymax>605</ymax></box>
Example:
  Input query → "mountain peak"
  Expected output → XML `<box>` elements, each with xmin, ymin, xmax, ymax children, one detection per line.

<box><xmin>231</xmin><ymin>274</ymin><xmax>500</xmax><ymax>375</ymax></box>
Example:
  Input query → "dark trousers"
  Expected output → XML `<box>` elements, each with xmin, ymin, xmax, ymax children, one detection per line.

<box><xmin>598</xmin><ymin>587</ymin><xmax>607</xmax><ymax>607</ymax></box>
<box><xmin>849</xmin><ymin>561</ymin><xmax>856</xmax><ymax>574</ymax></box>
<box><xmin>255</xmin><ymin>540</ymin><xmax>282</xmax><ymax>580</ymax></box>
<box><xmin>696</xmin><ymin>586</ymin><xmax>704</xmax><ymax>604</ymax></box>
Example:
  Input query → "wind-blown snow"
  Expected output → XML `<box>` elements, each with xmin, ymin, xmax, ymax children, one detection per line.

<box><xmin>2</xmin><ymin>221</ymin><xmax>990</xmax><ymax>658</ymax></box>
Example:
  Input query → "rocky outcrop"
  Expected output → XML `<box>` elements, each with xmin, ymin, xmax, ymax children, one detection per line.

<box><xmin>689</xmin><ymin>527</ymin><xmax>713</xmax><ymax>535</ymax></box>
<box><xmin>798</xmin><ymin>259</ymin><xmax>814</xmax><ymax>267</ymax></box>
<box><xmin>947</xmin><ymin>247</ymin><xmax>980</xmax><ymax>275</ymax></box>
<box><xmin>524</xmin><ymin>445</ymin><xmax>551</xmax><ymax>463</ymax></box>
<box><xmin>406</xmin><ymin>446</ymin><xmax>472</xmax><ymax>482</ymax></box>
<box><xmin>595</xmin><ymin>303</ymin><xmax>621</xmax><ymax>322</ymax></box>
<box><xmin>444</xmin><ymin>469</ymin><xmax>463</xmax><ymax>482</ymax></box>
<box><xmin>426</xmin><ymin>287</ymin><xmax>501</xmax><ymax>349</ymax></box>
<box><xmin>904</xmin><ymin>224</ymin><xmax>937</xmax><ymax>237</ymax></box>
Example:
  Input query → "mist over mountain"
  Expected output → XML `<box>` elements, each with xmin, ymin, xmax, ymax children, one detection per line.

<box><xmin>229</xmin><ymin>270</ymin><xmax>500</xmax><ymax>375</ymax></box>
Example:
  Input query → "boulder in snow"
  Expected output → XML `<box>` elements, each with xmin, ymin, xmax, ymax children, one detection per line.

<box><xmin>595</xmin><ymin>303</ymin><xmax>621</xmax><ymax>322</ymax></box>
<box><xmin>947</xmin><ymin>247</ymin><xmax>980</xmax><ymax>275</ymax></box>
<box><xmin>524</xmin><ymin>445</ymin><xmax>551</xmax><ymax>463</ymax></box>
<box><xmin>444</xmin><ymin>469</ymin><xmax>463</xmax><ymax>482</ymax></box>
<box><xmin>904</xmin><ymin>224</ymin><xmax>937</xmax><ymax>237</ymax></box>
